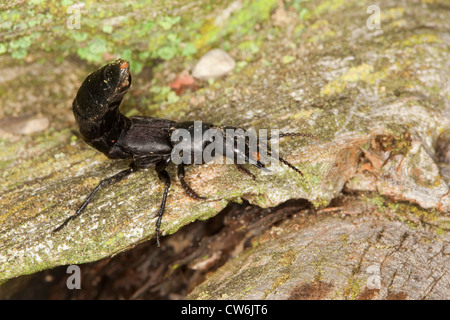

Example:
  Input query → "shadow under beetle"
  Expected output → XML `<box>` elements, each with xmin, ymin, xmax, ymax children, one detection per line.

<box><xmin>53</xmin><ymin>59</ymin><xmax>317</xmax><ymax>246</ymax></box>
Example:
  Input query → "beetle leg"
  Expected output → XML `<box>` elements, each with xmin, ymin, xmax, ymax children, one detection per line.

<box><xmin>232</xmin><ymin>142</ymin><xmax>270</xmax><ymax>173</ymax></box>
<box><xmin>177</xmin><ymin>164</ymin><xmax>206</xmax><ymax>200</ymax></box>
<box><xmin>257</xmin><ymin>132</ymin><xmax>314</xmax><ymax>177</ymax></box>
<box><xmin>235</xmin><ymin>163</ymin><xmax>256</xmax><ymax>180</ymax></box>
<box><xmin>262</xmin><ymin>132</ymin><xmax>319</xmax><ymax>140</ymax></box>
<box><xmin>266</xmin><ymin>148</ymin><xmax>304</xmax><ymax>177</ymax></box>
<box><xmin>154</xmin><ymin>159</ymin><xmax>171</xmax><ymax>247</ymax></box>
<box><xmin>52</xmin><ymin>163</ymin><xmax>136</xmax><ymax>233</ymax></box>
<box><xmin>278</xmin><ymin>156</ymin><xmax>304</xmax><ymax>176</ymax></box>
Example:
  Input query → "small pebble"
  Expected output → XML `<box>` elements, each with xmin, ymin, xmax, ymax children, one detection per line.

<box><xmin>192</xmin><ymin>49</ymin><xmax>236</xmax><ymax>80</ymax></box>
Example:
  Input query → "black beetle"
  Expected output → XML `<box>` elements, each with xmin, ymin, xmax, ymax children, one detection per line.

<box><xmin>53</xmin><ymin>59</ymin><xmax>316</xmax><ymax>246</ymax></box>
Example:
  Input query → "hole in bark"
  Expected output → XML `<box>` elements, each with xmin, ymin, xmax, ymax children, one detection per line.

<box><xmin>435</xmin><ymin>130</ymin><xmax>450</xmax><ymax>164</ymax></box>
<box><xmin>1</xmin><ymin>199</ymin><xmax>313</xmax><ymax>299</ymax></box>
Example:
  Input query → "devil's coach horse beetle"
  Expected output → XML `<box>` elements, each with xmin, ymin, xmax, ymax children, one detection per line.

<box><xmin>52</xmin><ymin>59</ymin><xmax>317</xmax><ymax>246</ymax></box>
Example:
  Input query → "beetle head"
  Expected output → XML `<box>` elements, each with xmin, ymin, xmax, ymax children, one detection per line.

<box><xmin>74</xmin><ymin>59</ymin><xmax>132</xmax><ymax>119</ymax></box>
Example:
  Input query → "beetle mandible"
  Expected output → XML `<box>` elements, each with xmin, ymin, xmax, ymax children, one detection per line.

<box><xmin>53</xmin><ymin>59</ymin><xmax>317</xmax><ymax>246</ymax></box>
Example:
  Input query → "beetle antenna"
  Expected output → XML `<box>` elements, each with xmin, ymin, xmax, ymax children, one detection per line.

<box><xmin>278</xmin><ymin>156</ymin><xmax>304</xmax><ymax>176</ymax></box>
<box><xmin>265</xmin><ymin>148</ymin><xmax>304</xmax><ymax>177</ymax></box>
<box><xmin>277</xmin><ymin>132</ymin><xmax>318</xmax><ymax>140</ymax></box>
<box><xmin>258</xmin><ymin>132</ymin><xmax>318</xmax><ymax>141</ymax></box>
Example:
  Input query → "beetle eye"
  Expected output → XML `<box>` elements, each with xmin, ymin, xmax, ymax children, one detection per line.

<box><xmin>104</xmin><ymin>67</ymin><xmax>114</xmax><ymax>82</ymax></box>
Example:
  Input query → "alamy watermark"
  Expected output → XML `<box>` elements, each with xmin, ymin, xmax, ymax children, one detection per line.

<box><xmin>366</xmin><ymin>264</ymin><xmax>381</xmax><ymax>289</ymax></box>
<box><xmin>66</xmin><ymin>265</ymin><xmax>81</xmax><ymax>289</ymax></box>
<box><xmin>367</xmin><ymin>5</ymin><xmax>381</xmax><ymax>30</ymax></box>
<box><xmin>169</xmin><ymin>122</ymin><xmax>282</xmax><ymax>172</ymax></box>
<box><xmin>66</xmin><ymin>4</ymin><xmax>82</xmax><ymax>30</ymax></box>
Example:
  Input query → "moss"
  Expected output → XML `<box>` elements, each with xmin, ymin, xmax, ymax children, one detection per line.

<box><xmin>344</xmin><ymin>277</ymin><xmax>361</xmax><ymax>300</ymax></box>
<box><xmin>311</xmin><ymin>0</ymin><xmax>347</xmax><ymax>18</ymax></box>
<box><xmin>399</xmin><ymin>34</ymin><xmax>442</xmax><ymax>47</ymax></box>
<box><xmin>320</xmin><ymin>64</ymin><xmax>384</xmax><ymax>96</ymax></box>
<box><xmin>1</xmin><ymin>0</ymin><xmax>277</xmax><ymax>74</ymax></box>
<box><xmin>363</xmin><ymin>194</ymin><xmax>444</xmax><ymax>232</ymax></box>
